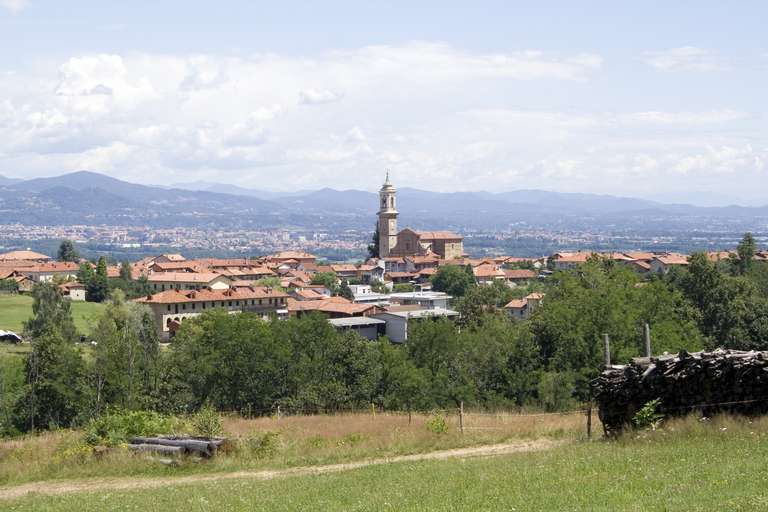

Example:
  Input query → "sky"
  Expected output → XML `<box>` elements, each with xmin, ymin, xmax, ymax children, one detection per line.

<box><xmin>1</xmin><ymin>1</ymin><xmax>767</xmax><ymax>205</ymax></box>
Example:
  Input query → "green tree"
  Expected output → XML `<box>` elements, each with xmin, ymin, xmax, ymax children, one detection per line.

<box><xmin>14</xmin><ymin>331</ymin><xmax>90</xmax><ymax>431</ymax></box>
<box><xmin>23</xmin><ymin>282</ymin><xmax>78</xmax><ymax>342</ymax></box>
<box><xmin>734</xmin><ymin>232</ymin><xmax>756</xmax><ymax>275</ymax></box>
<box><xmin>90</xmin><ymin>290</ymin><xmax>160</xmax><ymax>413</ymax></box>
<box><xmin>57</xmin><ymin>240</ymin><xmax>80</xmax><ymax>263</ymax></box>
<box><xmin>430</xmin><ymin>265</ymin><xmax>476</xmax><ymax>297</ymax></box>
<box><xmin>338</xmin><ymin>280</ymin><xmax>354</xmax><ymax>300</ymax></box>
<box><xmin>87</xmin><ymin>257</ymin><xmax>109</xmax><ymax>302</ymax></box>
<box><xmin>457</xmin><ymin>280</ymin><xmax>514</xmax><ymax>325</ymax></box>
<box><xmin>367</xmin><ymin>223</ymin><xmax>380</xmax><ymax>259</ymax></box>
<box><xmin>311</xmin><ymin>271</ymin><xmax>340</xmax><ymax>294</ymax></box>
<box><xmin>119</xmin><ymin>261</ymin><xmax>132</xmax><ymax>281</ymax></box>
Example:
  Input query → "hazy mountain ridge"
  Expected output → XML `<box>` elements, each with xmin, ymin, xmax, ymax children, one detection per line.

<box><xmin>1</xmin><ymin>171</ymin><xmax>767</xmax><ymax>231</ymax></box>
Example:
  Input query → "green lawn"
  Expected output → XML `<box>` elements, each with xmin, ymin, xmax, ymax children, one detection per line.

<box><xmin>0</xmin><ymin>294</ymin><xmax>104</xmax><ymax>335</ymax></box>
<box><xmin>5</xmin><ymin>418</ymin><xmax>768</xmax><ymax>511</ymax></box>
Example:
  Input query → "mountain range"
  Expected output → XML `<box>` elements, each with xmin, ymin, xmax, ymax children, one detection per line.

<box><xmin>1</xmin><ymin>171</ymin><xmax>767</xmax><ymax>232</ymax></box>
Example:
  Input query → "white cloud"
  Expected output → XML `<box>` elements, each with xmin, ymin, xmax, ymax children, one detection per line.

<box><xmin>1</xmin><ymin>43</ymin><xmax>766</xmax><ymax>201</ymax></box>
<box><xmin>624</xmin><ymin>109</ymin><xmax>747</xmax><ymax>125</ymax></box>
<box><xmin>299</xmin><ymin>88</ymin><xmax>343</xmax><ymax>105</ymax></box>
<box><xmin>1</xmin><ymin>0</ymin><xmax>27</xmax><ymax>13</ymax></box>
<box><xmin>642</xmin><ymin>46</ymin><xmax>725</xmax><ymax>72</ymax></box>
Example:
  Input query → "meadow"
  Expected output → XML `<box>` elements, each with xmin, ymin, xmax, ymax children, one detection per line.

<box><xmin>3</xmin><ymin>415</ymin><xmax>768</xmax><ymax>511</ymax></box>
<box><xmin>0</xmin><ymin>294</ymin><xmax>104</xmax><ymax>335</ymax></box>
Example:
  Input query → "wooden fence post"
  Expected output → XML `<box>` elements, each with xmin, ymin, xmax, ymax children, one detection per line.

<box><xmin>644</xmin><ymin>323</ymin><xmax>652</xmax><ymax>358</ymax></box>
<box><xmin>459</xmin><ymin>401</ymin><xmax>464</xmax><ymax>434</ymax></box>
<box><xmin>371</xmin><ymin>402</ymin><xmax>376</xmax><ymax>419</ymax></box>
<box><xmin>276</xmin><ymin>405</ymin><xmax>281</xmax><ymax>422</ymax></box>
<box><xmin>586</xmin><ymin>405</ymin><xmax>592</xmax><ymax>440</ymax></box>
<box><xmin>603</xmin><ymin>333</ymin><xmax>611</xmax><ymax>368</ymax></box>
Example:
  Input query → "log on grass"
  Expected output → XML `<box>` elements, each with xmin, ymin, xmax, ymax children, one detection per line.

<box><xmin>128</xmin><ymin>443</ymin><xmax>184</xmax><ymax>456</ymax></box>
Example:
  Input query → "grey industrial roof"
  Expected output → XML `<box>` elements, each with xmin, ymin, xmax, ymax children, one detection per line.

<box><xmin>328</xmin><ymin>317</ymin><xmax>386</xmax><ymax>328</ymax></box>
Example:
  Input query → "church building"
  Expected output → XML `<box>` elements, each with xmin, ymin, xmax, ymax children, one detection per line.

<box><xmin>377</xmin><ymin>174</ymin><xmax>464</xmax><ymax>260</ymax></box>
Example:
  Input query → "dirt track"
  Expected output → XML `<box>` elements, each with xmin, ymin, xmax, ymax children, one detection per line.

<box><xmin>0</xmin><ymin>439</ymin><xmax>561</xmax><ymax>501</ymax></box>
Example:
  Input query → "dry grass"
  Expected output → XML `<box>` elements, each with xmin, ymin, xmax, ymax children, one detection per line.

<box><xmin>0</xmin><ymin>410</ymin><xmax>591</xmax><ymax>487</ymax></box>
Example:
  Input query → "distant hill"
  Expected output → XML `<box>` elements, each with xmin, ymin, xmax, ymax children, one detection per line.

<box><xmin>2</xmin><ymin>171</ymin><xmax>767</xmax><ymax>232</ymax></box>
<box><xmin>0</xmin><ymin>175</ymin><xmax>22</xmax><ymax>186</ymax></box>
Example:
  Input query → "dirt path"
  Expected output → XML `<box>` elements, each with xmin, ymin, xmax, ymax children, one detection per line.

<box><xmin>0</xmin><ymin>439</ymin><xmax>561</xmax><ymax>501</ymax></box>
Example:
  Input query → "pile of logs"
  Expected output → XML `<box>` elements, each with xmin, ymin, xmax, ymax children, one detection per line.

<box><xmin>127</xmin><ymin>436</ymin><xmax>226</xmax><ymax>458</ymax></box>
<box><xmin>592</xmin><ymin>349</ymin><xmax>768</xmax><ymax>435</ymax></box>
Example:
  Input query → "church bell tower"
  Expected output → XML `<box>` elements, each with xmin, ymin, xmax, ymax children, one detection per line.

<box><xmin>378</xmin><ymin>172</ymin><xmax>398</xmax><ymax>258</ymax></box>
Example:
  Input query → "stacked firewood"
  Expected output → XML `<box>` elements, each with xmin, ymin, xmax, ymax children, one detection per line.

<box><xmin>127</xmin><ymin>436</ymin><xmax>226</xmax><ymax>458</ymax></box>
<box><xmin>592</xmin><ymin>349</ymin><xmax>768</xmax><ymax>435</ymax></box>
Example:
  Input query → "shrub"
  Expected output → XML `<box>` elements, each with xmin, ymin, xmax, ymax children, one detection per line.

<box><xmin>84</xmin><ymin>410</ymin><xmax>186</xmax><ymax>446</ymax></box>
<box><xmin>633</xmin><ymin>399</ymin><xmax>664</xmax><ymax>431</ymax></box>
<box><xmin>192</xmin><ymin>405</ymin><xmax>223</xmax><ymax>438</ymax></box>
<box><xmin>243</xmin><ymin>430</ymin><xmax>281</xmax><ymax>458</ymax></box>
<box><xmin>425</xmin><ymin>413</ymin><xmax>448</xmax><ymax>434</ymax></box>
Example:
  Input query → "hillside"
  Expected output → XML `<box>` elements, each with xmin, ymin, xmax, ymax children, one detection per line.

<box><xmin>2</xmin><ymin>171</ymin><xmax>767</xmax><ymax>232</ymax></box>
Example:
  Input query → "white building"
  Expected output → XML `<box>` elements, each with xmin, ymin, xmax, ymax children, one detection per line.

<box><xmin>373</xmin><ymin>307</ymin><xmax>459</xmax><ymax>343</ymax></box>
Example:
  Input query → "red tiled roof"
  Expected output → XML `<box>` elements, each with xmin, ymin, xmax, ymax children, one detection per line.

<box><xmin>473</xmin><ymin>264</ymin><xmax>505</xmax><ymax>278</ymax></box>
<box><xmin>0</xmin><ymin>250</ymin><xmax>51</xmax><ymax>261</ymax></box>
<box><xmin>146</xmin><ymin>272</ymin><xmax>228</xmax><ymax>283</ymax></box>
<box><xmin>287</xmin><ymin>297</ymin><xmax>377</xmax><ymax>316</ymax></box>
<box><xmin>655</xmin><ymin>253</ymin><xmax>689</xmax><ymax>265</ymax></box>
<box><xmin>23</xmin><ymin>262</ymin><xmax>80</xmax><ymax>273</ymax></box>
<box><xmin>416</xmin><ymin>231</ymin><xmax>463</xmax><ymax>240</ymax></box>
<box><xmin>504</xmin><ymin>269</ymin><xmax>536</xmax><ymax>279</ymax></box>
<box><xmin>136</xmin><ymin>286</ymin><xmax>288</xmax><ymax>304</ymax></box>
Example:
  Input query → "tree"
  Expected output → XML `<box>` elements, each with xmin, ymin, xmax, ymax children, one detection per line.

<box><xmin>119</xmin><ymin>261</ymin><xmax>133</xmax><ymax>281</ymax></box>
<box><xmin>367</xmin><ymin>223</ymin><xmax>380</xmax><ymax>259</ymax></box>
<box><xmin>311</xmin><ymin>271</ymin><xmax>340</xmax><ymax>294</ymax></box>
<box><xmin>57</xmin><ymin>240</ymin><xmax>80</xmax><ymax>263</ymax></box>
<box><xmin>14</xmin><ymin>331</ymin><xmax>89</xmax><ymax>431</ymax></box>
<box><xmin>430</xmin><ymin>265</ymin><xmax>476</xmax><ymax>297</ymax></box>
<box><xmin>338</xmin><ymin>281</ymin><xmax>354</xmax><ymax>300</ymax></box>
<box><xmin>734</xmin><ymin>232</ymin><xmax>756</xmax><ymax>275</ymax></box>
<box><xmin>23</xmin><ymin>282</ymin><xmax>78</xmax><ymax>342</ymax></box>
<box><xmin>457</xmin><ymin>280</ymin><xmax>514</xmax><ymax>324</ymax></box>
<box><xmin>86</xmin><ymin>257</ymin><xmax>109</xmax><ymax>302</ymax></box>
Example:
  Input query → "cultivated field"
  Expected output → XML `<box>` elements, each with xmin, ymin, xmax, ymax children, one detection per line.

<box><xmin>3</xmin><ymin>415</ymin><xmax>768</xmax><ymax>511</ymax></box>
<box><xmin>0</xmin><ymin>294</ymin><xmax>104</xmax><ymax>335</ymax></box>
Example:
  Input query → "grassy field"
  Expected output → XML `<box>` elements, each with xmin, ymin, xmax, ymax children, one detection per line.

<box><xmin>0</xmin><ymin>294</ymin><xmax>104</xmax><ymax>335</ymax></box>
<box><xmin>0</xmin><ymin>411</ymin><xmax>588</xmax><ymax>487</ymax></box>
<box><xmin>4</xmin><ymin>415</ymin><xmax>768</xmax><ymax>511</ymax></box>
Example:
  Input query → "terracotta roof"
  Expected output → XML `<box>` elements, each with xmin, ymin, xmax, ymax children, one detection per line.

<box><xmin>23</xmin><ymin>262</ymin><xmax>80</xmax><ymax>273</ymax></box>
<box><xmin>330</xmin><ymin>264</ymin><xmax>358</xmax><ymax>273</ymax></box>
<box><xmin>357</xmin><ymin>264</ymin><xmax>377</xmax><ymax>272</ymax></box>
<box><xmin>59</xmin><ymin>281</ymin><xmax>85</xmax><ymax>290</ymax></box>
<box><xmin>419</xmin><ymin>268</ymin><xmax>438</xmax><ymax>276</ymax></box>
<box><xmin>146</xmin><ymin>272</ymin><xmax>228</xmax><ymax>283</ymax></box>
<box><xmin>0</xmin><ymin>269</ymin><xmax>18</xmax><ymax>279</ymax></box>
<box><xmin>525</xmin><ymin>292</ymin><xmax>545</xmax><ymax>300</ymax></box>
<box><xmin>631</xmin><ymin>260</ymin><xmax>651</xmax><ymax>270</ymax></box>
<box><xmin>0</xmin><ymin>250</ymin><xmax>51</xmax><ymax>261</ymax></box>
<box><xmin>160</xmin><ymin>254</ymin><xmax>186</xmax><ymax>262</ymax></box>
<box><xmin>406</xmin><ymin>254</ymin><xmax>441</xmax><ymax>264</ymax></box>
<box><xmin>504</xmin><ymin>299</ymin><xmax>527</xmax><ymax>310</ymax></box>
<box><xmin>136</xmin><ymin>286</ymin><xmax>288</xmax><ymax>304</ymax></box>
<box><xmin>655</xmin><ymin>253</ymin><xmax>689</xmax><ymax>265</ymax></box>
<box><xmin>151</xmin><ymin>261</ymin><xmax>203</xmax><ymax>272</ymax></box>
<box><xmin>268</xmin><ymin>251</ymin><xmax>317</xmax><ymax>261</ymax></box>
<box><xmin>385</xmin><ymin>272</ymin><xmax>418</xmax><ymax>280</ymax></box>
<box><xmin>416</xmin><ymin>231</ymin><xmax>463</xmax><ymax>240</ymax></box>
<box><xmin>623</xmin><ymin>251</ymin><xmax>655</xmax><ymax>261</ymax></box>
<box><xmin>473</xmin><ymin>264</ymin><xmax>505</xmax><ymax>278</ymax></box>
<box><xmin>553</xmin><ymin>252</ymin><xmax>593</xmax><ymax>263</ymax></box>
<box><xmin>292</xmin><ymin>289</ymin><xmax>325</xmax><ymax>301</ymax></box>
<box><xmin>707</xmin><ymin>251</ymin><xmax>734</xmax><ymax>262</ymax></box>
<box><xmin>287</xmin><ymin>297</ymin><xmax>376</xmax><ymax>316</ymax></box>
<box><xmin>504</xmin><ymin>269</ymin><xmax>536</xmax><ymax>279</ymax></box>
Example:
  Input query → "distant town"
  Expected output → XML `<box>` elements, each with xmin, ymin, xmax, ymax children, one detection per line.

<box><xmin>3</xmin><ymin>176</ymin><xmax>766</xmax><ymax>343</ymax></box>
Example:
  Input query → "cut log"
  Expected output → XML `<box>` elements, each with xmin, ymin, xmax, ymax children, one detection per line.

<box><xmin>128</xmin><ymin>444</ymin><xmax>183</xmax><ymax>456</ymax></box>
<box><xmin>129</xmin><ymin>437</ymin><xmax>215</xmax><ymax>456</ymax></box>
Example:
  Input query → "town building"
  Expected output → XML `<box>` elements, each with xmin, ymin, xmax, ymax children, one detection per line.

<box><xmin>147</xmin><ymin>272</ymin><xmax>232</xmax><ymax>292</ymax></box>
<box><xmin>377</xmin><ymin>174</ymin><xmax>464</xmax><ymax>260</ymax></box>
<box><xmin>372</xmin><ymin>307</ymin><xmax>459</xmax><ymax>343</ymax></box>
<box><xmin>136</xmin><ymin>286</ymin><xmax>289</xmax><ymax>339</ymax></box>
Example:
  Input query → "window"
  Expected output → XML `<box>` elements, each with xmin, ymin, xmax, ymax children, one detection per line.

<box><xmin>192</xmin><ymin>303</ymin><xmax>196</xmax><ymax>310</ymax></box>
<box><xmin>167</xmin><ymin>305</ymin><xmax>171</xmax><ymax>312</ymax></box>
<box><xmin>228</xmin><ymin>301</ymin><xmax>232</xmax><ymax>307</ymax></box>
<box><xmin>182</xmin><ymin>304</ymin><xmax>186</xmax><ymax>310</ymax></box>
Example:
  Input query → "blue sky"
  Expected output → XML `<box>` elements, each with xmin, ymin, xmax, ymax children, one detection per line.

<box><xmin>1</xmin><ymin>1</ymin><xmax>766</xmax><ymax>205</ymax></box>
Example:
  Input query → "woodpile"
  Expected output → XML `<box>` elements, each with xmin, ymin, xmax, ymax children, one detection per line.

<box><xmin>592</xmin><ymin>349</ymin><xmax>768</xmax><ymax>435</ymax></box>
<box><xmin>127</xmin><ymin>436</ymin><xmax>226</xmax><ymax>458</ymax></box>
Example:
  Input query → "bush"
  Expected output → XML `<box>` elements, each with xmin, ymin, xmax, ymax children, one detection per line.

<box><xmin>243</xmin><ymin>430</ymin><xmax>280</xmax><ymax>458</ymax></box>
<box><xmin>192</xmin><ymin>405</ymin><xmax>223</xmax><ymax>438</ymax></box>
<box><xmin>425</xmin><ymin>413</ymin><xmax>448</xmax><ymax>434</ymax></box>
<box><xmin>84</xmin><ymin>410</ymin><xmax>186</xmax><ymax>446</ymax></box>
<box><xmin>633</xmin><ymin>399</ymin><xmax>664</xmax><ymax>431</ymax></box>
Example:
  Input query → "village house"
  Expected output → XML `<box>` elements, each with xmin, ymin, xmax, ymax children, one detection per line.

<box><xmin>146</xmin><ymin>272</ymin><xmax>232</xmax><ymax>292</ymax></box>
<box><xmin>287</xmin><ymin>296</ymin><xmax>381</xmax><ymax>319</ymax></box>
<box><xmin>389</xmin><ymin>290</ymin><xmax>451</xmax><ymax>310</ymax></box>
<box><xmin>21</xmin><ymin>262</ymin><xmax>80</xmax><ymax>282</ymax></box>
<box><xmin>136</xmin><ymin>286</ymin><xmax>289</xmax><ymax>339</ymax></box>
<box><xmin>550</xmin><ymin>252</ymin><xmax>593</xmax><ymax>270</ymax></box>
<box><xmin>503</xmin><ymin>269</ymin><xmax>537</xmax><ymax>286</ymax></box>
<box><xmin>328</xmin><ymin>317</ymin><xmax>386</xmax><ymax>341</ymax></box>
<box><xmin>372</xmin><ymin>306</ymin><xmax>459</xmax><ymax>343</ymax></box>
<box><xmin>59</xmin><ymin>281</ymin><xmax>86</xmax><ymax>301</ymax></box>
<box><xmin>473</xmin><ymin>264</ymin><xmax>506</xmax><ymax>285</ymax></box>
<box><xmin>504</xmin><ymin>293</ymin><xmax>545</xmax><ymax>321</ymax></box>
<box><xmin>649</xmin><ymin>253</ymin><xmax>689</xmax><ymax>274</ymax></box>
